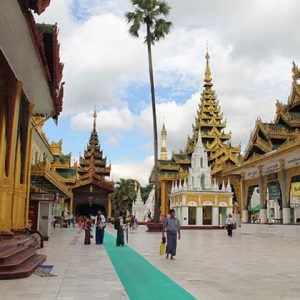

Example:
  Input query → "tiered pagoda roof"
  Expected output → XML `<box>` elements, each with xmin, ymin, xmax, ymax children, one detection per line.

<box><xmin>185</xmin><ymin>51</ymin><xmax>241</xmax><ymax>175</ymax></box>
<box><xmin>49</xmin><ymin>139</ymin><xmax>77</xmax><ymax>186</ymax></box>
<box><xmin>243</xmin><ymin>62</ymin><xmax>300</xmax><ymax>162</ymax></box>
<box><xmin>74</xmin><ymin>110</ymin><xmax>113</xmax><ymax>192</ymax></box>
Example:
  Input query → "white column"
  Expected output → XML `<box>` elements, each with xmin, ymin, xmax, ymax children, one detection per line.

<box><xmin>260</xmin><ymin>209</ymin><xmax>267</xmax><ymax>224</ymax></box>
<box><xmin>283</xmin><ymin>208</ymin><xmax>291</xmax><ymax>224</ymax></box>
<box><xmin>181</xmin><ymin>207</ymin><xmax>188</xmax><ymax>226</ymax></box>
<box><xmin>242</xmin><ymin>210</ymin><xmax>249</xmax><ymax>223</ymax></box>
<box><xmin>212</xmin><ymin>206</ymin><xmax>219</xmax><ymax>226</ymax></box>
<box><xmin>196</xmin><ymin>206</ymin><xmax>203</xmax><ymax>225</ymax></box>
<box><xmin>177</xmin><ymin>207</ymin><xmax>181</xmax><ymax>223</ymax></box>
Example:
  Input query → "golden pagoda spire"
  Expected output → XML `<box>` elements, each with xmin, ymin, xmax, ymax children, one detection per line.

<box><xmin>204</xmin><ymin>43</ymin><xmax>213</xmax><ymax>88</ymax></box>
<box><xmin>160</xmin><ymin>122</ymin><xmax>168</xmax><ymax>160</ymax></box>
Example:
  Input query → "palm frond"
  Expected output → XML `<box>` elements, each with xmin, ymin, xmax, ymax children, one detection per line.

<box><xmin>158</xmin><ymin>1</ymin><xmax>170</xmax><ymax>16</ymax></box>
<box><xmin>153</xmin><ymin>19</ymin><xmax>172</xmax><ymax>41</ymax></box>
<box><xmin>125</xmin><ymin>11</ymin><xmax>136</xmax><ymax>23</ymax></box>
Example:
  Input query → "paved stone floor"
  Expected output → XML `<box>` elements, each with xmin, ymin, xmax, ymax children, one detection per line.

<box><xmin>1</xmin><ymin>226</ymin><xmax>300</xmax><ymax>300</ymax></box>
<box><xmin>113</xmin><ymin>225</ymin><xmax>300</xmax><ymax>300</ymax></box>
<box><xmin>0</xmin><ymin>228</ymin><xmax>128</xmax><ymax>300</ymax></box>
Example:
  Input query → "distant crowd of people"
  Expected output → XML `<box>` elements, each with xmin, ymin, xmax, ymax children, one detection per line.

<box><xmin>74</xmin><ymin>209</ymin><xmax>235</xmax><ymax>259</ymax></box>
<box><xmin>77</xmin><ymin>211</ymin><xmax>139</xmax><ymax>247</ymax></box>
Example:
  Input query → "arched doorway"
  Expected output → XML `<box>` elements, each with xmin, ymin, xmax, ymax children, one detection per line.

<box><xmin>75</xmin><ymin>203</ymin><xmax>105</xmax><ymax>217</ymax></box>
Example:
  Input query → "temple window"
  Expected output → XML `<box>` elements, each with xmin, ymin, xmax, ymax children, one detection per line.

<box><xmin>201</xmin><ymin>174</ymin><xmax>205</xmax><ymax>189</ymax></box>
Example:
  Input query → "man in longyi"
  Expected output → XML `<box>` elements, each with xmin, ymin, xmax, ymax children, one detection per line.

<box><xmin>162</xmin><ymin>209</ymin><xmax>181</xmax><ymax>260</ymax></box>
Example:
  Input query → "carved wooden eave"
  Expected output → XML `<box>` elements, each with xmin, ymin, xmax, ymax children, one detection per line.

<box><xmin>31</xmin><ymin>160</ymin><xmax>71</xmax><ymax>197</ymax></box>
<box><xmin>243</xmin><ymin>121</ymin><xmax>272</xmax><ymax>161</ymax></box>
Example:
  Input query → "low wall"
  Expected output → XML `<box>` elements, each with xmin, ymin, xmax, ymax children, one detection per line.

<box><xmin>241</xmin><ymin>223</ymin><xmax>300</xmax><ymax>240</ymax></box>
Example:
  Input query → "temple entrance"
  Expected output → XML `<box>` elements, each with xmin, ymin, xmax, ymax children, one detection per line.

<box><xmin>188</xmin><ymin>207</ymin><xmax>196</xmax><ymax>225</ymax></box>
<box><xmin>219</xmin><ymin>207</ymin><xmax>227</xmax><ymax>226</ymax></box>
<box><xmin>203</xmin><ymin>206</ymin><xmax>212</xmax><ymax>225</ymax></box>
<box><xmin>248</xmin><ymin>185</ymin><xmax>260</xmax><ymax>222</ymax></box>
<box><xmin>75</xmin><ymin>203</ymin><xmax>105</xmax><ymax>217</ymax></box>
<box><xmin>267</xmin><ymin>180</ymin><xmax>282</xmax><ymax>222</ymax></box>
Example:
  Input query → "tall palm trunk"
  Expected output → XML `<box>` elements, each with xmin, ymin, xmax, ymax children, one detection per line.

<box><xmin>146</xmin><ymin>23</ymin><xmax>160</xmax><ymax>223</ymax></box>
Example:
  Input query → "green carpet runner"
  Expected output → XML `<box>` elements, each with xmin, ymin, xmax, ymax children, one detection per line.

<box><xmin>104</xmin><ymin>232</ymin><xmax>196</xmax><ymax>300</ymax></box>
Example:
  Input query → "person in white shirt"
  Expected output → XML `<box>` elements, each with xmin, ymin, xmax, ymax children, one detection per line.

<box><xmin>225</xmin><ymin>214</ymin><xmax>235</xmax><ymax>237</ymax></box>
<box><xmin>95</xmin><ymin>210</ymin><xmax>106</xmax><ymax>244</ymax></box>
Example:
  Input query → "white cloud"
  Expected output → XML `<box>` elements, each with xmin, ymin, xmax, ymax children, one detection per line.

<box><xmin>111</xmin><ymin>156</ymin><xmax>154</xmax><ymax>186</ymax></box>
<box><xmin>37</xmin><ymin>0</ymin><xmax>300</xmax><ymax>183</ymax></box>
<box><xmin>70</xmin><ymin>106</ymin><xmax>135</xmax><ymax>132</ymax></box>
<box><xmin>105</xmin><ymin>134</ymin><xmax>122</xmax><ymax>147</ymax></box>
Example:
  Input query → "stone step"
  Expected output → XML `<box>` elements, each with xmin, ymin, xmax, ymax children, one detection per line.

<box><xmin>0</xmin><ymin>245</ymin><xmax>28</xmax><ymax>263</ymax></box>
<box><xmin>0</xmin><ymin>248</ymin><xmax>37</xmax><ymax>270</ymax></box>
<box><xmin>0</xmin><ymin>254</ymin><xmax>47</xmax><ymax>280</ymax></box>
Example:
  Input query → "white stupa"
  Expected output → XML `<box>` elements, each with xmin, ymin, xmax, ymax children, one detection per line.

<box><xmin>188</xmin><ymin>131</ymin><xmax>212</xmax><ymax>191</ymax></box>
<box><xmin>132</xmin><ymin>187</ymin><xmax>146</xmax><ymax>222</ymax></box>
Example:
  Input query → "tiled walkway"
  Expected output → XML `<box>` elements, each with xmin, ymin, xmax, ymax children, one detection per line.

<box><xmin>0</xmin><ymin>228</ymin><xmax>128</xmax><ymax>300</ymax></box>
<box><xmin>117</xmin><ymin>226</ymin><xmax>300</xmax><ymax>300</ymax></box>
<box><xmin>1</xmin><ymin>226</ymin><xmax>300</xmax><ymax>300</ymax></box>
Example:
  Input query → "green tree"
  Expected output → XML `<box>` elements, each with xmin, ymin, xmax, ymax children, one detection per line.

<box><xmin>125</xmin><ymin>0</ymin><xmax>172</xmax><ymax>223</ymax></box>
<box><xmin>111</xmin><ymin>179</ymin><xmax>138</xmax><ymax>217</ymax></box>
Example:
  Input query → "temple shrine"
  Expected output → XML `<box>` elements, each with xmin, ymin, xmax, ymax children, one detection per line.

<box><xmin>154</xmin><ymin>51</ymin><xmax>241</xmax><ymax>221</ymax></box>
<box><xmin>225</xmin><ymin>62</ymin><xmax>300</xmax><ymax>226</ymax></box>
<box><xmin>185</xmin><ymin>51</ymin><xmax>241</xmax><ymax>176</ymax></box>
<box><xmin>170</xmin><ymin>132</ymin><xmax>233</xmax><ymax>226</ymax></box>
<box><xmin>71</xmin><ymin>110</ymin><xmax>114</xmax><ymax>217</ymax></box>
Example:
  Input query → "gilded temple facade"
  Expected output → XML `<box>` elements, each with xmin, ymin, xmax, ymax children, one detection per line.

<box><xmin>225</xmin><ymin>63</ymin><xmax>300</xmax><ymax>224</ymax></box>
<box><xmin>0</xmin><ymin>0</ymin><xmax>64</xmax><ymax>234</ymax></box>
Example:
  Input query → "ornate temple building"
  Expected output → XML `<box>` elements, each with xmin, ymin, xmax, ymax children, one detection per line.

<box><xmin>170</xmin><ymin>132</ymin><xmax>233</xmax><ymax>226</ymax></box>
<box><xmin>0</xmin><ymin>0</ymin><xmax>64</xmax><ymax>234</ymax></box>
<box><xmin>154</xmin><ymin>51</ymin><xmax>240</xmax><ymax>220</ymax></box>
<box><xmin>0</xmin><ymin>0</ymin><xmax>64</xmax><ymax>278</ymax></box>
<box><xmin>225</xmin><ymin>63</ymin><xmax>300</xmax><ymax>225</ymax></box>
<box><xmin>185</xmin><ymin>52</ymin><xmax>241</xmax><ymax>175</ymax></box>
<box><xmin>72</xmin><ymin>110</ymin><xmax>114</xmax><ymax>217</ymax></box>
<box><xmin>30</xmin><ymin>119</ymin><xmax>71</xmax><ymax>239</ymax></box>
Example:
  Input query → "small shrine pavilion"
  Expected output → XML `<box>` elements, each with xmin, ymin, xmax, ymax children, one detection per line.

<box><xmin>72</xmin><ymin>110</ymin><xmax>114</xmax><ymax>217</ymax></box>
<box><xmin>170</xmin><ymin>132</ymin><xmax>233</xmax><ymax>226</ymax></box>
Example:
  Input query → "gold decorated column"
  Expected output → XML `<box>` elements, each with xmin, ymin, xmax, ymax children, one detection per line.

<box><xmin>0</xmin><ymin>81</ymin><xmax>22</xmax><ymax>232</ymax></box>
<box><xmin>24</xmin><ymin>103</ymin><xmax>35</xmax><ymax>228</ymax></box>
<box><xmin>69</xmin><ymin>192</ymin><xmax>74</xmax><ymax>216</ymax></box>
<box><xmin>160</xmin><ymin>181</ymin><xmax>166</xmax><ymax>218</ymax></box>
<box><xmin>107</xmin><ymin>194</ymin><xmax>112</xmax><ymax>218</ymax></box>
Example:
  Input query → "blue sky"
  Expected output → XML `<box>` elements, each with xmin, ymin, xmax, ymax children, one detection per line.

<box><xmin>38</xmin><ymin>0</ymin><xmax>300</xmax><ymax>185</ymax></box>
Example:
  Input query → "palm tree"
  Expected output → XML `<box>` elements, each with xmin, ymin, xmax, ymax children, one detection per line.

<box><xmin>111</xmin><ymin>179</ymin><xmax>138</xmax><ymax>217</ymax></box>
<box><xmin>125</xmin><ymin>0</ymin><xmax>172</xmax><ymax>223</ymax></box>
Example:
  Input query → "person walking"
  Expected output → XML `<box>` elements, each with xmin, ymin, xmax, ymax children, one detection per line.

<box><xmin>162</xmin><ymin>209</ymin><xmax>181</xmax><ymax>260</ymax></box>
<box><xmin>84</xmin><ymin>216</ymin><xmax>92</xmax><ymax>245</ymax></box>
<box><xmin>226</xmin><ymin>214</ymin><xmax>235</xmax><ymax>237</ymax></box>
<box><xmin>95</xmin><ymin>210</ymin><xmax>106</xmax><ymax>245</ymax></box>
<box><xmin>115</xmin><ymin>212</ymin><xmax>125</xmax><ymax>246</ymax></box>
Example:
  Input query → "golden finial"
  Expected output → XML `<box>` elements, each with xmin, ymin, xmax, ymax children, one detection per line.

<box><xmin>204</xmin><ymin>41</ymin><xmax>212</xmax><ymax>85</ymax></box>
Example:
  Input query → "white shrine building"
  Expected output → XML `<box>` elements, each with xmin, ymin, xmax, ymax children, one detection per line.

<box><xmin>170</xmin><ymin>132</ymin><xmax>233</xmax><ymax>226</ymax></box>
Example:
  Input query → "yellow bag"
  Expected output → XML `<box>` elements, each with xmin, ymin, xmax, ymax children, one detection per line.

<box><xmin>159</xmin><ymin>242</ymin><xmax>166</xmax><ymax>256</ymax></box>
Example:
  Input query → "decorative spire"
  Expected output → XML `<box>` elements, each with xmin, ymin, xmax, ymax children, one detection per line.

<box><xmin>93</xmin><ymin>106</ymin><xmax>97</xmax><ymax>132</ymax></box>
<box><xmin>160</xmin><ymin>122</ymin><xmax>168</xmax><ymax>160</ymax></box>
<box><xmin>204</xmin><ymin>48</ymin><xmax>212</xmax><ymax>87</ymax></box>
